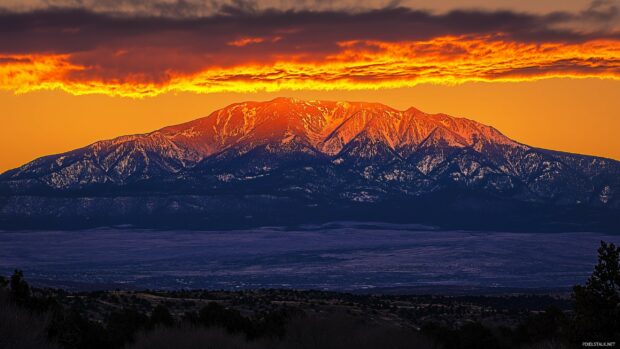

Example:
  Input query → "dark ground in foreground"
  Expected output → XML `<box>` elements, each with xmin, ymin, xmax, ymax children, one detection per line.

<box><xmin>1</xmin><ymin>280</ymin><xmax>575</xmax><ymax>349</ymax></box>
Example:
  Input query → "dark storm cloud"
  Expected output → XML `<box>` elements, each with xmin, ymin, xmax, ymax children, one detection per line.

<box><xmin>0</xmin><ymin>2</ymin><xmax>618</xmax><ymax>56</ymax></box>
<box><xmin>584</xmin><ymin>0</ymin><xmax>619</xmax><ymax>20</ymax></box>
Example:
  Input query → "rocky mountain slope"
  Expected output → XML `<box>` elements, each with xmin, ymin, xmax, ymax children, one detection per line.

<box><xmin>1</xmin><ymin>98</ymin><xmax>618</xmax><ymax>230</ymax></box>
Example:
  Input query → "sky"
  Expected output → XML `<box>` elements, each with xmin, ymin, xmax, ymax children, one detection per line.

<box><xmin>1</xmin><ymin>0</ymin><xmax>620</xmax><ymax>172</ymax></box>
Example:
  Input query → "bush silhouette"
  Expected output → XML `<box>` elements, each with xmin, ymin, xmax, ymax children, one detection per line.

<box><xmin>515</xmin><ymin>306</ymin><xmax>567</xmax><ymax>344</ymax></box>
<box><xmin>149</xmin><ymin>304</ymin><xmax>174</xmax><ymax>328</ymax></box>
<box><xmin>196</xmin><ymin>302</ymin><xmax>252</xmax><ymax>334</ymax></box>
<box><xmin>0</xmin><ymin>292</ymin><xmax>59</xmax><ymax>349</ymax></box>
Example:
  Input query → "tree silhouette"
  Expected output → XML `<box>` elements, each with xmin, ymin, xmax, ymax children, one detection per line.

<box><xmin>572</xmin><ymin>241</ymin><xmax>620</xmax><ymax>342</ymax></box>
<box><xmin>10</xmin><ymin>269</ymin><xmax>30</xmax><ymax>302</ymax></box>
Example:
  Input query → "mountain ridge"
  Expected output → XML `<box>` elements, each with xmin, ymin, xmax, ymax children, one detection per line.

<box><xmin>1</xmin><ymin>97</ymin><xmax>618</xmax><ymax>231</ymax></box>
<box><xmin>1</xmin><ymin>98</ymin><xmax>525</xmax><ymax>181</ymax></box>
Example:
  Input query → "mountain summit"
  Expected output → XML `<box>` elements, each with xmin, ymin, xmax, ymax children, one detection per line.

<box><xmin>1</xmin><ymin>98</ymin><xmax>618</xmax><ymax>231</ymax></box>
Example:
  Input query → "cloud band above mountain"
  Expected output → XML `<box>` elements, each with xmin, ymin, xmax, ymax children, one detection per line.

<box><xmin>1</xmin><ymin>2</ymin><xmax>619</xmax><ymax>97</ymax></box>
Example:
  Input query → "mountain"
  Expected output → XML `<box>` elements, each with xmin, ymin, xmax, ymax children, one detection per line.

<box><xmin>1</xmin><ymin>97</ymin><xmax>618</xmax><ymax>231</ymax></box>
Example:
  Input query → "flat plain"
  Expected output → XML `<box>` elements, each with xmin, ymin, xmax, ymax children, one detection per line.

<box><xmin>1</xmin><ymin>222</ymin><xmax>618</xmax><ymax>291</ymax></box>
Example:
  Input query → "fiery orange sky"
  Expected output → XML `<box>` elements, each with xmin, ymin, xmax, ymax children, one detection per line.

<box><xmin>3</xmin><ymin>36</ymin><xmax>620</xmax><ymax>97</ymax></box>
<box><xmin>1</xmin><ymin>0</ymin><xmax>620</xmax><ymax>171</ymax></box>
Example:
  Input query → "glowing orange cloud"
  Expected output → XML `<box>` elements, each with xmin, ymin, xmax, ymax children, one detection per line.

<box><xmin>228</xmin><ymin>36</ymin><xmax>282</xmax><ymax>47</ymax></box>
<box><xmin>227</xmin><ymin>37</ymin><xmax>267</xmax><ymax>47</ymax></box>
<box><xmin>1</xmin><ymin>35</ymin><xmax>619</xmax><ymax>98</ymax></box>
<box><xmin>0</xmin><ymin>54</ymin><xmax>83</xmax><ymax>91</ymax></box>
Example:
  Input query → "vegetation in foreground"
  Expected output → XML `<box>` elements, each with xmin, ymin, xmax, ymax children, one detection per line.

<box><xmin>1</xmin><ymin>241</ymin><xmax>619</xmax><ymax>349</ymax></box>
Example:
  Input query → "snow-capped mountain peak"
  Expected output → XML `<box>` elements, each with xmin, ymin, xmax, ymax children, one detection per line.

<box><xmin>1</xmin><ymin>98</ymin><xmax>618</xmax><ymax>220</ymax></box>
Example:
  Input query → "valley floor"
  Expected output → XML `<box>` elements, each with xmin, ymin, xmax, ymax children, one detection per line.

<box><xmin>1</xmin><ymin>222</ymin><xmax>618</xmax><ymax>291</ymax></box>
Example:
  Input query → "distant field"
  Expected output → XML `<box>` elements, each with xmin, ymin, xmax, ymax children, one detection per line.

<box><xmin>1</xmin><ymin>222</ymin><xmax>618</xmax><ymax>291</ymax></box>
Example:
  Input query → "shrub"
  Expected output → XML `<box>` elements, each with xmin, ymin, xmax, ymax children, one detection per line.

<box><xmin>0</xmin><ymin>296</ymin><xmax>58</xmax><ymax>349</ymax></box>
